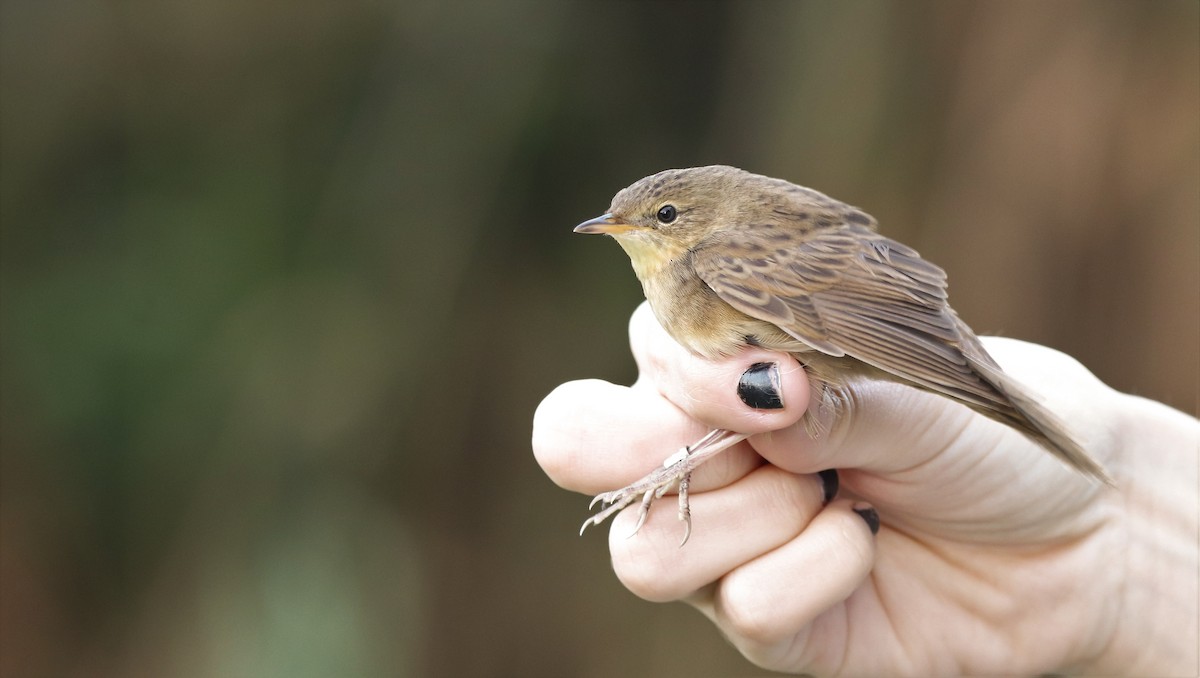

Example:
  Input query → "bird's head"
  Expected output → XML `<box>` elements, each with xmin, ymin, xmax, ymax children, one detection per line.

<box><xmin>574</xmin><ymin>165</ymin><xmax>753</xmax><ymax>277</ymax></box>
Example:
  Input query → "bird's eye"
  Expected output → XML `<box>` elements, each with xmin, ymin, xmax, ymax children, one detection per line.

<box><xmin>656</xmin><ymin>204</ymin><xmax>677</xmax><ymax>224</ymax></box>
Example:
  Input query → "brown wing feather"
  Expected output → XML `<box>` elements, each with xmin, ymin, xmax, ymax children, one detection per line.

<box><xmin>691</xmin><ymin>219</ymin><xmax>1111</xmax><ymax>483</ymax></box>
<box><xmin>692</xmin><ymin>222</ymin><xmax>1004</xmax><ymax>408</ymax></box>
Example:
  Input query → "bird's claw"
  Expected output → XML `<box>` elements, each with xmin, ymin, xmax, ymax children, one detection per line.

<box><xmin>678</xmin><ymin>471</ymin><xmax>692</xmax><ymax>547</ymax></box>
<box><xmin>579</xmin><ymin>450</ymin><xmax>698</xmax><ymax>543</ymax></box>
<box><xmin>578</xmin><ymin>429</ymin><xmax>750</xmax><ymax>545</ymax></box>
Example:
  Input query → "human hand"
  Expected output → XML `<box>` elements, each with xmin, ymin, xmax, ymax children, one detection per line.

<box><xmin>532</xmin><ymin>301</ymin><xmax>1198</xmax><ymax>676</ymax></box>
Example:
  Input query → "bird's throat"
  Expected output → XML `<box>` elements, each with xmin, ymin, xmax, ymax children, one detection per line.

<box><xmin>615</xmin><ymin>233</ymin><xmax>687</xmax><ymax>281</ymax></box>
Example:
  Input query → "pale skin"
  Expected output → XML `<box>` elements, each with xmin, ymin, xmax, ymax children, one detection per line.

<box><xmin>532</xmin><ymin>302</ymin><xmax>1199</xmax><ymax>676</ymax></box>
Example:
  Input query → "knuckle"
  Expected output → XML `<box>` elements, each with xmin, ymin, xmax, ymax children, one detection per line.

<box><xmin>757</xmin><ymin>468</ymin><xmax>822</xmax><ymax>521</ymax></box>
<box><xmin>717</xmin><ymin>572</ymin><xmax>790</xmax><ymax>646</ymax></box>
<box><xmin>611</xmin><ymin>541</ymin><xmax>677</xmax><ymax>602</ymax></box>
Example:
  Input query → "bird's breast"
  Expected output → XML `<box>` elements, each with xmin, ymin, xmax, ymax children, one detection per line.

<box><xmin>641</xmin><ymin>259</ymin><xmax>798</xmax><ymax>360</ymax></box>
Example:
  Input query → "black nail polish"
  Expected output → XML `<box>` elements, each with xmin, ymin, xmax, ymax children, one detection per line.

<box><xmin>738</xmin><ymin>362</ymin><xmax>783</xmax><ymax>410</ymax></box>
<box><xmin>818</xmin><ymin>469</ymin><xmax>839</xmax><ymax>505</ymax></box>
<box><xmin>852</xmin><ymin>504</ymin><xmax>880</xmax><ymax>535</ymax></box>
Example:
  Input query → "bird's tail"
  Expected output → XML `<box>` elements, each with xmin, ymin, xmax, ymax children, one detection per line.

<box><xmin>959</xmin><ymin>335</ymin><xmax>1113</xmax><ymax>486</ymax></box>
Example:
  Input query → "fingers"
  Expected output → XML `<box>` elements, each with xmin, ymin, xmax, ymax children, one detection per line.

<box><xmin>748</xmin><ymin>378</ymin><xmax>974</xmax><ymax>477</ymax></box>
<box><xmin>532</xmin><ymin>378</ymin><xmax>763</xmax><ymax>495</ymax></box>
<box><xmin>607</xmin><ymin>466</ymin><xmax>830</xmax><ymax>602</ymax></box>
<box><xmin>607</xmin><ymin>477</ymin><xmax>881</xmax><ymax>669</ymax></box>
<box><xmin>532</xmin><ymin>301</ymin><xmax>812</xmax><ymax>496</ymax></box>
<box><xmin>625</xmin><ymin>302</ymin><xmax>979</xmax><ymax>482</ymax></box>
<box><xmin>626</xmin><ymin>301</ymin><xmax>963</xmax><ymax>481</ymax></box>
<box><xmin>747</xmin><ymin>337</ymin><xmax>1115</xmax><ymax>491</ymax></box>
<box><xmin>628</xmin><ymin>302</ymin><xmax>810</xmax><ymax>435</ymax></box>
<box><xmin>707</xmin><ymin>499</ymin><xmax>880</xmax><ymax>666</ymax></box>
<box><xmin>541</xmin><ymin>302</ymin><xmax>1112</xmax><ymax>499</ymax></box>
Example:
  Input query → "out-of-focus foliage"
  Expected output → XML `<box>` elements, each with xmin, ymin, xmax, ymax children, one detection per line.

<box><xmin>1</xmin><ymin>2</ymin><xmax>1195</xmax><ymax>676</ymax></box>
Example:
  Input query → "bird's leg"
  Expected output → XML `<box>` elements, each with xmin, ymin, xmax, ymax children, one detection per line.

<box><xmin>579</xmin><ymin>428</ymin><xmax>749</xmax><ymax>545</ymax></box>
<box><xmin>801</xmin><ymin>380</ymin><xmax>843</xmax><ymax>440</ymax></box>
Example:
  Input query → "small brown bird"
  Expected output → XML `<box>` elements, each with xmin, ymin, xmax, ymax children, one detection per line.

<box><xmin>575</xmin><ymin>165</ymin><xmax>1111</xmax><ymax>543</ymax></box>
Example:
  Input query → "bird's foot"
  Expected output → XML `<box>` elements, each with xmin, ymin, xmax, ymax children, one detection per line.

<box><xmin>579</xmin><ymin>429</ymin><xmax>748</xmax><ymax>546</ymax></box>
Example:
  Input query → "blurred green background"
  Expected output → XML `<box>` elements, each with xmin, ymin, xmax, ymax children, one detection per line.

<box><xmin>1</xmin><ymin>1</ymin><xmax>1196</xmax><ymax>676</ymax></box>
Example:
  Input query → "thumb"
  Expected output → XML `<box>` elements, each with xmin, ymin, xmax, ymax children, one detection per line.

<box><xmin>748</xmin><ymin>375</ymin><xmax>979</xmax><ymax>478</ymax></box>
<box><xmin>747</xmin><ymin>337</ymin><xmax>1107</xmax><ymax>489</ymax></box>
<box><xmin>628</xmin><ymin>301</ymin><xmax>811</xmax><ymax>436</ymax></box>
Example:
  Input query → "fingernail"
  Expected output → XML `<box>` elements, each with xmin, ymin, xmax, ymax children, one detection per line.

<box><xmin>818</xmin><ymin>469</ymin><xmax>839</xmax><ymax>505</ymax></box>
<box><xmin>738</xmin><ymin>362</ymin><xmax>783</xmax><ymax>409</ymax></box>
<box><xmin>852</xmin><ymin>503</ymin><xmax>880</xmax><ymax>535</ymax></box>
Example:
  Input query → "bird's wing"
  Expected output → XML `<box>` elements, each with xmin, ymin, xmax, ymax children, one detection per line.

<box><xmin>691</xmin><ymin>222</ymin><xmax>1005</xmax><ymax>407</ymax></box>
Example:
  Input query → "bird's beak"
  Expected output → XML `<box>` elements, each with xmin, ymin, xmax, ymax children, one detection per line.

<box><xmin>573</xmin><ymin>213</ymin><xmax>640</xmax><ymax>235</ymax></box>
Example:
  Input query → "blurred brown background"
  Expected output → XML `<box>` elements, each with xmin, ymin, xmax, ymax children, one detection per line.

<box><xmin>1</xmin><ymin>2</ymin><xmax>1196</xmax><ymax>676</ymax></box>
